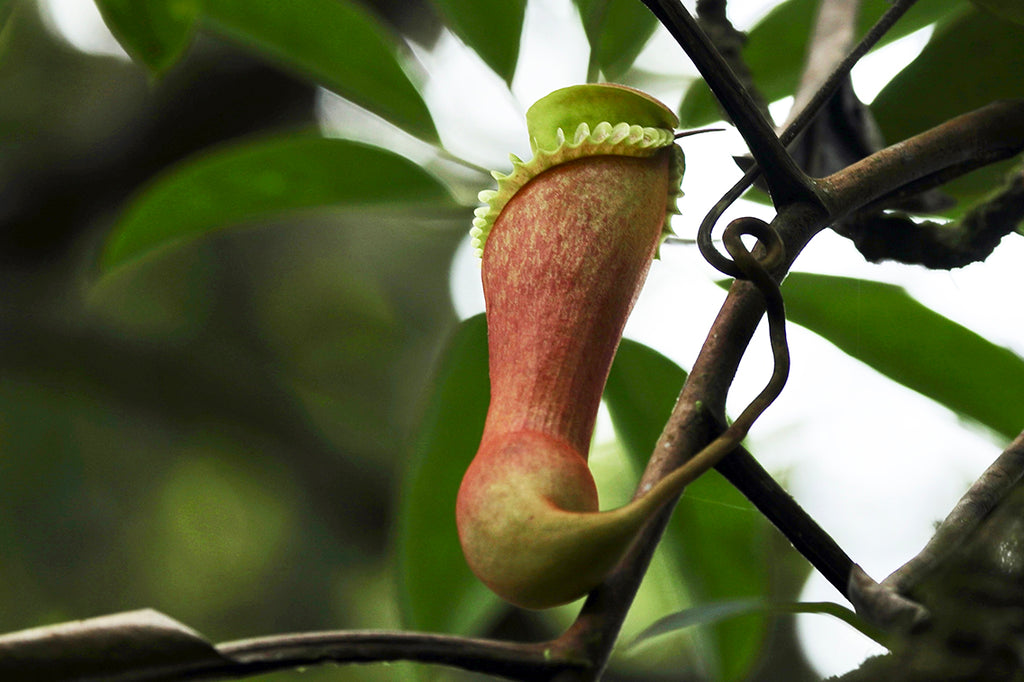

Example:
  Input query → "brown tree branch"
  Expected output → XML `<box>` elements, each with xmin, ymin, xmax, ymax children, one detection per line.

<box><xmin>695</xmin><ymin>0</ymin><xmax>773</xmax><ymax>124</ymax></box>
<box><xmin>695</xmin><ymin>0</ymin><xmax>921</xmax><ymax>277</ymax></box>
<box><xmin>0</xmin><ymin>609</ymin><xmax>585</xmax><ymax>682</ymax></box>
<box><xmin>819</xmin><ymin>100</ymin><xmax>1024</xmax><ymax>218</ymax></box>
<box><xmin>846</xmin><ymin>431</ymin><xmax>1024</xmax><ymax>632</ymax></box>
<box><xmin>835</xmin><ymin>472</ymin><xmax>1024</xmax><ymax>680</ymax></box>
<box><xmin>835</xmin><ymin>164</ymin><xmax>1024</xmax><ymax>268</ymax></box>
<box><xmin>215</xmin><ymin>631</ymin><xmax>580</xmax><ymax>681</ymax></box>
<box><xmin>883</xmin><ymin>429</ymin><xmax>1024</xmax><ymax>597</ymax></box>
<box><xmin>17</xmin><ymin>422</ymin><xmax>1024</xmax><ymax>680</ymax></box>
<box><xmin>715</xmin><ymin>442</ymin><xmax>854</xmax><ymax>595</ymax></box>
<box><xmin>638</xmin><ymin>0</ymin><xmax>821</xmax><ymax>208</ymax></box>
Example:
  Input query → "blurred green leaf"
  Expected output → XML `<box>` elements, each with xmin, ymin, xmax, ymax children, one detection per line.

<box><xmin>873</xmin><ymin>6</ymin><xmax>1024</xmax><ymax>138</ymax></box>
<box><xmin>603</xmin><ymin>338</ymin><xmax>685</xmax><ymax>464</ymax></box>
<box><xmin>630</xmin><ymin>599</ymin><xmax>886</xmax><ymax>649</ymax></box>
<box><xmin>575</xmin><ymin>0</ymin><xmax>659</xmax><ymax>81</ymax></box>
<box><xmin>0</xmin><ymin>317</ymin><xmax>347</xmax><ymax>474</ymax></box>
<box><xmin>669</xmin><ymin>474</ymin><xmax>771</xmax><ymax>681</ymax></box>
<box><xmin>94</xmin><ymin>0</ymin><xmax>199</xmax><ymax>74</ymax></box>
<box><xmin>604</xmin><ymin>339</ymin><xmax>771</xmax><ymax>681</ymax></box>
<box><xmin>101</xmin><ymin>134</ymin><xmax>454</xmax><ymax>272</ymax></box>
<box><xmin>143</xmin><ymin>453</ymin><xmax>297</xmax><ymax>617</ymax></box>
<box><xmin>782</xmin><ymin>273</ymin><xmax>1024</xmax><ymax>440</ymax></box>
<box><xmin>678</xmin><ymin>0</ymin><xmax>964</xmax><ymax>128</ymax></box>
<box><xmin>432</xmin><ymin>0</ymin><xmax>525</xmax><ymax>84</ymax></box>
<box><xmin>932</xmin><ymin>158</ymin><xmax>1021</xmax><ymax>221</ymax></box>
<box><xmin>1</xmin><ymin>0</ymin><xmax>16</xmax><ymax>35</ymax></box>
<box><xmin>872</xmin><ymin>6</ymin><xmax>1024</xmax><ymax>140</ymax></box>
<box><xmin>199</xmin><ymin>0</ymin><xmax>437</xmax><ymax>141</ymax></box>
<box><xmin>971</xmin><ymin>0</ymin><xmax>1024</xmax><ymax>24</ymax></box>
<box><xmin>396</xmin><ymin>314</ymin><xmax>505</xmax><ymax>634</ymax></box>
<box><xmin>871</xmin><ymin>7</ymin><xmax>1024</xmax><ymax>216</ymax></box>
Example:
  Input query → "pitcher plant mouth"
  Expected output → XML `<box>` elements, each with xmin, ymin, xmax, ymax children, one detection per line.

<box><xmin>470</xmin><ymin>120</ymin><xmax>684</xmax><ymax>257</ymax></box>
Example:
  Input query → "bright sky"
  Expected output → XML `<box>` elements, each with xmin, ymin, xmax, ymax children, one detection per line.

<box><xmin>39</xmin><ymin>0</ymin><xmax>1024</xmax><ymax>677</ymax></box>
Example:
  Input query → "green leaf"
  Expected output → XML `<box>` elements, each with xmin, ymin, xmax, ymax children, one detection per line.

<box><xmin>0</xmin><ymin>0</ymin><xmax>16</xmax><ymax>35</ymax></box>
<box><xmin>101</xmin><ymin>134</ymin><xmax>454</xmax><ymax>272</ymax></box>
<box><xmin>678</xmin><ymin>0</ymin><xmax>965</xmax><ymax>128</ymax></box>
<box><xmin>630</xmin><ymin>599</ymin><xmax>887</xmax><ymax>649</ymax></box>
<box><xmin>604</xmin><ymin>339</ymin><xmax>772</xmax><ymax>681</ymax></box>
<box><xmin>94</xmin><ymin>0</ymin><xmax>199</xmax><ymax>74</ymax></box>
<box><xmin>396</xmin><ymin>314</ymin><xmax>505</xmax><ymax>634</ymax></box>
<box><xmin>782</xmin><ymin>273</ymin><xmax>1024</xmax><ymax>440</ymax></box>
<box><xmin>970</xmin><ymin>0</ymin><xmax>1024</xmax><ymax>26</ymax></box>
<box><xmin>871</xmin><ymin>8</ymin><xmax>1024</xmax><ymax>215</ymax></box>
<box><xmin>575</xmin><ymin>0</ymin><xmax>659</xmax><ymax>81</ymax></box>
<box><xmin>873</xmin><ymin>8</ymin><xmax>1024</xmax><ymax>143</ymax></box>
<box><xmin>432</xmin><ymin>0</ymin><xmax>525</xmax><ymax>84</ymax></box>
<box><xmin>934</xmin><ymin>158</ymin><xmax>1021</xmax><ymax>220</ymax></box>
<box><xmin>199</xmin><ymin>0</ymin><xmax>437</xmax><ymax>141</ymax></box>
<box><xmin>603</xmin><ymin>338</ymin><xmax>685</xmax><ymax>463</ymax></box>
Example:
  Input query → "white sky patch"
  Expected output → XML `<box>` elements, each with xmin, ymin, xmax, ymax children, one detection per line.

<box><xmin>38</xmin><ymin>0</ymin><xmax>128</xmax><ymax>60</ymax></box>
<box><xmin>317</xmin><ymin>91</ymin><xmax>436</xmax><ymax>166</ymax></box>
<box><xmin>511</xmin><ymin>0</ymin><xmax>591</xmax><ymax>108</ymax></box>
<box><xmin>631</xmin><ymin>24</ymin><xmax>700</xmax><ymax>80</ymax></box>
<box><xmin>768</xmin><ymin>96</ymin><xmax>795</xmax><ymax>127</ymax></box>
<box><xmin>407</xmin><ymin>29</ymin><xmax>528</xmax><ymax>171</ymax></box>
<box><xmin>852</xmin><ymin>24</ymin><xmax>935</xmax><ymax>103</ymax></box>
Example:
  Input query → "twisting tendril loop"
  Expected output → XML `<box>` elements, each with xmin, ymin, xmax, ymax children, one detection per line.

<box><xmin>640</xmin><ymin>217</ymin><xmax>789</xmax><ymax>502</ymax></box>
<box><xmin>719</xmin><ymin>216</ymin><xmax>789</xmax><ymax>432</ymax></box>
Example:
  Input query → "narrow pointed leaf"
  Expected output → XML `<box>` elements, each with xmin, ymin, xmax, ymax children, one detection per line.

<box><xmin>604</xmin><ymin>339</ymin><xmax>772</xmax><ymax>681</ymax></box>
<box><xmin>0</xmin><ymin>0</ymin><xmax>12</xmax><ymax>31</ymax></box>
<box><xmin>101</xmin><ymin>134</ymin><xmax>454</xmax><ymax>272</ymax></box>
<box><xmin>782</xmin><ymin>273</ymin><xmax>1024</xmax><ymax>440</ymax></box>
<box><xmin>871</xmin><ymin>8</ymin><xmax>1024</xmax><ymax>214</ymax></box>
<box><xmin>94</xmin><ymin>0</ymin><xmax>199</xmax><ymax>74</ymax></box>
<box><xmin>971</xmin><ymin>0</ymin><xmax>1024</xmax><ymax>25</ymax></box>
<box><xmin>873</xmin><ymin>8</ymin><xmax>1024</xmax><ymax>140</ymax></box>
<box><xmin>631</xmin><ymin>599</ymin><xmax>885</xmax><ymax>648</ymax></box>
<box><xmin>199</xmin><ymin>0</ymin><xmax>437</xmax><ymax>141</ymax></box>
<box><xmin>432</xmin><ymin>0</ymin><xmax>525</xmax><ymax>84</ymax></box>
<box><xmin>603</xmin><ymin>338</ymin><xmax>686</xmax><ymax>465</ymax></box>
<box><xmin>397</xmin><ymin>314</ymin><xmax>505</xmax><ymax>634</ymax></box>
<box><xmin>0</xmin><ymin>609</ymin><xmax>226</xmax><ymax>681</ymax></box>
<box><xmin>574</xmin><ymin>0</ymin><xmax>659</xmax><ymax>81</ymax></box>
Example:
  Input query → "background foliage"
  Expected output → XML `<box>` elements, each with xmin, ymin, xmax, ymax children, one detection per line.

<box><xmin>0</xmin><ymin>0</ymin><xmax>1021</xmax><ymax>680</ymax></box>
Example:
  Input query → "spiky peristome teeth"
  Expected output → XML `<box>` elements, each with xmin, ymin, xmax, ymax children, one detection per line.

<box><xmin>469</xmin><ymin>121</ymin><xmax>683</xmax><ymax>258</ymax></box>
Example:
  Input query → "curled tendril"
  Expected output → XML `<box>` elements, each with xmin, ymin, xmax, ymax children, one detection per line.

<box><xmin>630</xmin><ymin>216</ymin><xmax>789</xmax><ymax>513</ymax></box>
<box><xmin>696</xmin><ymin>169</ymin><xmax>763</xmax><ymax>278</ymax></box>
<box><xmin>719</xmin><ymin>216</ymin><xmax>789</xmax><ymax>432</ymax></box>
<box><xmin>678</xmin><ymin>136</ymin><xmax>790</xmax><ymax>425</ymax></box>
